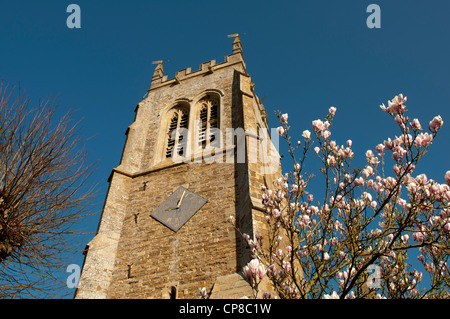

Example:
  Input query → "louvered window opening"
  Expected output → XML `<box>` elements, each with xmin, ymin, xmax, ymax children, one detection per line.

<box><xmin>166</xmin><ymin>108</ymin><xmax>189</xmax><ymax>158</ymax></box>
<box><xmin>198</xmin><ymin>98</ymin><xmax>219</xmax><ymax>149</ymax></box>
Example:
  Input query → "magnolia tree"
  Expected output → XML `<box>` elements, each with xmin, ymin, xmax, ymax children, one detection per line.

<box><xmin>231</xmin><ymin>94</ymin><xmax>450</xmax><ymax>299</ymax></box>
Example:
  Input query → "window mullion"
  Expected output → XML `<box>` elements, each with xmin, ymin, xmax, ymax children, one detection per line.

<box><xmin>206</xmin><ymin>103</ymin><xmax>211</xmax><ymax>147</ymax></box>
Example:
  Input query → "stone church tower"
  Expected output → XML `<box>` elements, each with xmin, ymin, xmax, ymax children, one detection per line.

<box><xmin>75</xmin><ymin>36</ymin><xmax>281</xmax><ymax>299</ymax></box>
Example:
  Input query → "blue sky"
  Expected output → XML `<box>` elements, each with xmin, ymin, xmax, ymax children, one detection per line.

<box><xmin>1</xmin><ymin>0</ymin><xmax>449</xmax><ymax>297</ymax></box>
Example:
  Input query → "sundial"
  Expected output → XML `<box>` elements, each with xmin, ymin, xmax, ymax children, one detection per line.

<box><xmin>150</xmin><ymin>186</ymin><xmax>207</xmax><ymax>232</ymax></box>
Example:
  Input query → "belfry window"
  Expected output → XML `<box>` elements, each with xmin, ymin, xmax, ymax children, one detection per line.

<box><xmin>165</xmin><ymin>107</ymin><xmax>189</xmax><ymax>158</ymax></box>
<box><xmin>198</xmin><ymin>96</ymin><xmax>219</xmax><ymax>149</ymax></box>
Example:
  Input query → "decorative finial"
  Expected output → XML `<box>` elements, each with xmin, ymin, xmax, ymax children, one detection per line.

<box><xmin>152</xmin><ymin>59</ymin><xmax>169</xmax><ymax>81</ymax></box>
<box><xmin>227</xmin><ymin>33</ymin><xmax>240</xmax><ymax>38</ymax></box>
<box><xmin>227</xmin><ymin>33</ymin><xmax>245</xmax><ymax>54</ymax></box>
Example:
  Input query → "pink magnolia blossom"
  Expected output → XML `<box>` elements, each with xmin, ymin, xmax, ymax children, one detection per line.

<box><xmin>383</xmin><ymin>176</ymin><xmax>397</xmax><ymax>189</ymax></box>
<box><xmin>386</xmin><ymin>94</ymin><xmax>407</xmax><ymax>114</ymax></box>
<box><xmin>236</xmin><ymin>96</ymin><xmax>449</xmax><ymax>299</ymax></box>
<box><xmin>392</xmin><ymin>152</ymin><xmax>401</xmax><ymax>162</ymax></box>
<box><xmin>410</xmin><ymin>118</ymin><xmax>422</xmax><ymax>130</ymax></box>
<box><xmin>395</xmin><ymin>115</ymin><xmax>406</xmax><ymax>129</ymax></box>
<box><xmin>376</xmin><ymin>143</ymin><xmax>385</xmax><ymax>153</ymax></box>
<box><xmin>302</xmin><ymin>214</ymin><xmax>311</xmax><ymax>225</ymax></box>
<box><xmin>282</xmin><ymin>260</ymin><xmax>291</xmax><ymax>272</ymax></box>
<box><xmin>362</xmin><ymin>192</ymin><xmax>372</xmax><ymax>202</ymax></box>
<box><xmin>362</xmin><ymin>166</ymin><xmax>373</xmax><ymax>178</ymax></box>
<box><xmin>443</xmin><ymin>223</ymin><xmax>450</xmax><ymax>234</ymax></box>
<box><xmin>353</xmin><ymin>177</ymin><xmax>365</xmax><ymax>186</ymax></box>
<box><xmin>276</xmin><ymin>126</ymin><xmax>285</xmax><ymax>136</ymax></box>
<box><xmin>257</xmin><ymin>264</ymin><xmax>266</xmax><ymax>279</ymax></box>
<box><xmin>297</xmin><ymin>249</ymin><xmax>306</xmax><ymax>258</ymax></box>
<box><xmin>370</xmin><ymin>157</ymin><xmax>379</xmax><ymax>167</ymax></box>
<box><xmin>429</xmin><ymin>115</ymin><xmax>443</xmax><ymax>130</ymax></box>
<box><xmin>312</xmin><ymin>119</ymin><xmax>325</xmax><ymax>131</ymax></box>
<box><xmin>415</xmin><ymin>132</ymin><xmax>433</xmax><ymax>146</ymax></box>
<box><xmin>248</xmin><ymin>259</ymin><xmax>260</xmax><ymax>274</ymax></box>
<box><xmin>384</xmin><ymin>138</ymin><xmax>395</xmax><ymax>150</ymax></box>
<box><xmin>322</xmin><ymin>130</ymin><xmax>331</xmax><ymax>139</ymax></box>
<box><xmin>412</xmin><ymin>231</ymin><xmax>425</xmax><ymax>242</ymax></box>
<box><xmin>416</xmin><ymin>173</ymin><xmax>428</xmax><ymax>185</ymax></box>
<box><xmin>291</xmin><ymin>184</ymin><xmax>298</xmax><ymax>193</ymax></box>
<box><xmin>243</xmin><ymin>258</ymin><xmax>265</xmax><ymax>283</ymax></box>
<box><xmin>398</xmin><ymin>198</ymin><xmax>407</xmax><ymax>207</ymax></box>
<box><xmin>337</xmin><ymin>148</ymin><xmax>346</xmax><ymax>160</ymax></box>
<box><xmin>327</xmin><ymin>155</ymin><xmax>336</xmax><ymax>166</ymax></box>
<box><xmin>198</xmin><ymin>287</ymin><xmax>208</xmax><ymax>299</ymax></box>
<box><xmin>242</xmin><ymin>267</ymin><xmax>253</xmax><ymax>282</ymax></box>
<box><xmin>302</xmin><ymin>130</ymin><xmax>311</xmax><ymax>140</ymax></box>
<box><xmin>401</xmin><ymin>234</ymin><xmax>409</xmax><ymax>243</ymax></box>
<box><xmin>273</xmin><ymin>209</ymin><xmax>281</xmax><ymax>218</ymax></box>
<box><xmin>370</xmin><ymin>156</ymin><xmax>379</xmax><ymax>168</ymax></box>
<box><xmin>372</xmin><ymin>181</ymin><xmax>382</xmax><ymax>192</ymax></box>
<box><xmin>396</xmin><ymin>134</ymin><xmax>413</xmax><ymax>145</ymax></box>
<box><xmin>344</xmin><ymin>147</ymin><xmax>354</xmax><ymax>158</ymax></box>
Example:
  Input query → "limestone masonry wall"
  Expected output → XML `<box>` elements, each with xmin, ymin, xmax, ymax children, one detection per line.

<box><xmin>76</xmin><ymin>40</ymin><xmax>281</xmax><ymax>299</ymax></box>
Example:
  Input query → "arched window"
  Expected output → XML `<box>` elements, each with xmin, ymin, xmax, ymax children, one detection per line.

<box><xmin>197</xmin><ymin>95</ymin><xmax>219</xmax><ymax>149</ymax></box>
<box><xmin>165</xmin><ymin>106</ymin><xmax>189</xmax><ymax>159</ymax></box>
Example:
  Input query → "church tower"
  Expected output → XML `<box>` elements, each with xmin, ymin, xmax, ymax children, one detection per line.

<box><xmin>75</xmin><ymin>36</ymin><xmax>281</xmax><ymax>299</ymax></box>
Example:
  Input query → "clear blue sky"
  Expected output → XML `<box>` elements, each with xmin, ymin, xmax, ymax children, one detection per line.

<box><xmin>1</xmin><ymin>0</ymin><xmax>449</xmax><ymax>297</ymax></box>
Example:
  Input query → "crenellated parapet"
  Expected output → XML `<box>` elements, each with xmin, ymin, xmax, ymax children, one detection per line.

<box><xmin>149</xmin><ymin>51</ymin><xmax>247</xmax><ymax>91</ymax></box>
<box><xmin>148</xmin><ymin>35</ymin><xmax>245</xmax><ymax>92</ymax></box>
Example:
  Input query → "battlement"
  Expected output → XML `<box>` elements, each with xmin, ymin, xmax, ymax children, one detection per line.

<box><xmin>149</xmin><ymin>51</ymin><xmax>247</xmax><ymax>92</ymax></box>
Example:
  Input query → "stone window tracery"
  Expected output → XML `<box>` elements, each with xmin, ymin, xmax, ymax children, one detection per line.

<box><xmin>197</xmin><ymin>96</ymin><xmax>219</xmax><ymax>149</ymax></box>
<box><xmin>165</xmin><ymin>106</ymin><xmax>189</xmax><ymax>159</ymax></box>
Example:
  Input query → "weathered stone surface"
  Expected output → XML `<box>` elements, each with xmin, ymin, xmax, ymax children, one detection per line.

<box><xmin>75</xmin><ymin>38</ymin><xmax>280</xmax><ymax>299</ymax></box>
<box><xmin>210</xmin><ymin>273</ymin><xmax>253</xmax><ymax>299</ymax></box>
